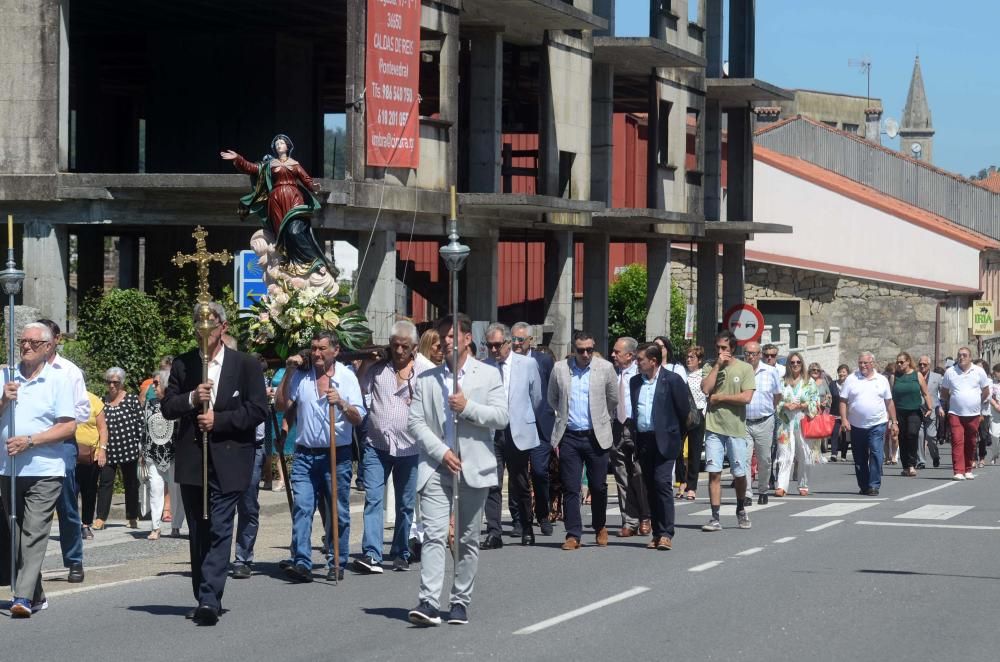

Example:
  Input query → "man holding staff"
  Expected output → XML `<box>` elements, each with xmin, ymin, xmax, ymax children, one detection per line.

<box><xmin>162</xmin><ymin>303</ymin><xmax>268</xmax><ymax>625</ymax></box>
<box><xmin>276</xmin><ymin>330</ymin><xmax>364</xmax><ymax>584</ymax></box>
<box><xmin>406</xmin><ymin>314</ymin><xmax>508</xmax><ymax>626</ymax></box>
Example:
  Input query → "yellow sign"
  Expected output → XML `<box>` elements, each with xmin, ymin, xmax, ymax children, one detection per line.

<box><xmin>972</xmin><ymin>300</ymin><xmax>994</xmax><ymax>336</ymax></box>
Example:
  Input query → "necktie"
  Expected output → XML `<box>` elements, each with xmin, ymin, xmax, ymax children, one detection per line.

<box><xmin>617</xmin><ymin>372</ymin><xmax>627</xmax><ymax>424</ymax></box>
<box><xmin>497</xmin><ymin>361</ymin><xmax>505</xmax><ymax>383</ymax></box>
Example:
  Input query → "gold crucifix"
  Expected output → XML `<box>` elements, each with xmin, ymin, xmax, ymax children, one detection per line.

<box><xmin>172</xmin><ymin>226</ymin><xmax>232</xmax><ymax>303</ymax></box>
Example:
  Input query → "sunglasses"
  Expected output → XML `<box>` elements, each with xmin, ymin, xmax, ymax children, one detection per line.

<box><xmin>788</xmin><ymin>360</ymin><xmax>802</xmax><ymax>366</ymax></box>
<box><xmin>764</xmin><ymin>353</ymin><xmax>778</xmax><ymax>359</ymax></box>
<box><xmin>18</xmin><ymin>339</ymin><xmax>48</xmax><ymax>349</ymax></box>
<box><xmin>511</xmin><ymin>336</ymin><xmax>528</xmax><ymax>344</ymax></box>
<box><xmin>576</xmin><ymin>347</ymin><xmax>595</xmax><ymax>355</ymax></box>
<box><xmin>896</xmin><ymin>360</ymin><xmax>907</xmax><ymax>364</ymax></box>
<box><xmin>485</xmin><ymin>341</ymin><xmax>507</xmax><ymax>351</ymax></box>
<box><xmin>106</xmin><ymin>380</ymin><xmax>122</xmax><ymax>385</ymax></box>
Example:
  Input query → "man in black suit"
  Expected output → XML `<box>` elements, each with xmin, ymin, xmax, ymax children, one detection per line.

<box><xmin>629</xmin><ymin>343</ymin><xmax>689</xmax><ymax>550</ymax></box>
<box><xmin>511</xmin><ymin>322</ymin><xmax>554</xmax><ymax>536</ymax></box>
<box><xmin>161</xmin><ymin>302</ymin><xmax>268</xmax><ymax>625</ymax></box>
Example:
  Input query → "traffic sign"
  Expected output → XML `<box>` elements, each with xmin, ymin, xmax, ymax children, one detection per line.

<box><xmin>234</xmin><ymin>250</ymin><xmax>267</xmax><ymax>309</ymax></box>
<box><xmin>722</xmin><ymin>304</ymin><xmax>765</xmax><ymax>346</ymax></box>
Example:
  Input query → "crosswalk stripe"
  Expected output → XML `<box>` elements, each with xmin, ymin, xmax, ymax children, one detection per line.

<box><xmin>689</xmin><ymin>502</ymin><xmax>786</xmax><ymax>518</ymax></box>
<box><xmin>791</xmin><ymin>502</ymin><xmax>878</xmax><ymax>517</ymax></box>
<box><xmin>894</xmin><ymin>504</ymin><xmax>974</xmax><ymax>521</ymax></box>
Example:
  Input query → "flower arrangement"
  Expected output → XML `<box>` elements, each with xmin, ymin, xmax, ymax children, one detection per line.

<box><xmin>245</xmin><ymin>281</ymin><xmax>371</xmax><ymax>360</ymax></box>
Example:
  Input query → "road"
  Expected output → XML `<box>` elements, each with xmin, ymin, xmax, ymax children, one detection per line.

<box><xmin>5</xmin><ymin>455</ymin><xmax>1000</xmax><ymax>661</ymax></box>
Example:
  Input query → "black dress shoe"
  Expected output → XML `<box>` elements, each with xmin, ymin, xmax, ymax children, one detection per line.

<box><xmin>865</xmin><ymin>488</ymin><xmax>880</xmax><ymax>496</ymax></box>
<box><xmin>185</xmin><ymin>607</ymin><xmax>197</xmax><ymax>620</ymax></box>
<box><xmin>480</xmin><ymin>534</ymin><xmax>504</xmax><ymax>550</ymax></box>
<box><xmin>193</xmin><ymin>604</ymin><xmax>219</xmax><ymax>626</ymax></box>
<box><xmin>917</xmin><ymin>462</ymin><xmax>926</xmax><ymax>469</ymax></box>
<box><xmin>757</xmin><ymin>494</ymin><xmax>768</xmax><ymax>505</ymax></box>
<box><xmin>326</xmin><ymin>567</ymin><xmax>345</xmax><ymax>582</ymax></box>
<box><xmin>521</xmin><ymin>532</ymin><xmax>535</xmax><ymax>546</ymax></box>
<box><xmin>510</xmin><ymin>523</ymin><xmax>523</xmax><ymax>537</ymax></box>
<box><xmin>230</xmin><ymin>562</ymin><xmax>252</xmax><ymax>579</ymax></box>
<box><xmin>67</xmin><ymin>563</ymin><xmax>84</xmax><ymax>583</ymax></box>
<box><xmin>284</xmin><ymin>563</ymin><xmax>314</xmax><ymax>583</ymax></box>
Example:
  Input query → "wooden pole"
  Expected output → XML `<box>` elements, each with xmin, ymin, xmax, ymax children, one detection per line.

<box><xmin>328</xmin><ymin>404</ymin><xmax>340</xmax><ymax>585</ymax></box>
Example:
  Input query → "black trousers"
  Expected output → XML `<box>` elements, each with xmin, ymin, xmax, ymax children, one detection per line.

<box><xmin>96</xmin><ymin>460</ymin><xmax>139</xmax><ymax>521</ymax></box>
<box><xmin>675</xmin><ymin>419</ymin><xmax>705</xmax><ymax>492</ymax></box>
<box><xmin>559</xmin><ymin>429</ymin><xmax>609</xmax><ymax>540</ymax></box>
<box><xmin>485</xmin><ymin>427</ymin><xmax>532</xmax><ymax>536</ymax></box>
<box><xmin>77</xmin><ymin>462</ymin><xmax>101</xmax><ymax>526</ymax></box>
<box><xmin>898</xmin><ymin>409</ymin><xmax>923</xmax><ymax>470</ymax></box>
<box><xmin>637</xmin><ymin>432</ymin><xmax>676</xmax><ymax>540</ymax></box>
<box><xmin>180</xmin><ymin>469</ymin><xmax>241</xmax><ymax>610</ymax></box>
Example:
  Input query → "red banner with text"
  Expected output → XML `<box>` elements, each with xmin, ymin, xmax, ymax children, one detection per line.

<box><xmin>366</xmin><ymin>0</ymin><xmax>421</xmax><ymax>168</ymax></box>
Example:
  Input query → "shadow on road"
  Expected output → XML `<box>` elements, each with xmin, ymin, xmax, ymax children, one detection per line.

<box><xmin>362</xmin><ymin>606</ymin><xmax>412</xmax><ymax>623</ymax></box>
<box><xmin>858</xmin><ymin>569</ymin><xmax>1000</xmax><ymax>581</ymax></box>
<box><xmin>126</xmin><ymin>604</ymin><xmax>192</xmax><ymax>616</ymax></box>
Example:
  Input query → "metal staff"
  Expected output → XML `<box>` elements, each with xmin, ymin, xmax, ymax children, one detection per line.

<box><xmin>0</xmin><ymin>217</ymin><xmax>26</xmax><ymax>590</ymax></box>
<box><xmin>439</xmin><ymin>186</ymin><xmax>470</xmax><ymax>576</ymax></box>
<box><xmin>193</xmin><ymin>303</ymin><xmax>217</xmax><ymax>520</ymax></box>
<box><xmin>268</xmin><ymin>404</ymin><xmax>294</xmax><ymax>515</ymax></box>
<box><xmin>327</xmin><ymin>404</ymin><xmax>340</xmax><ymax>585</ymax></box>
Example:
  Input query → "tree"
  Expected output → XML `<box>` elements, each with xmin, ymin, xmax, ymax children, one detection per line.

<box><xmin>76</xmin><ymin>289</ymin><xmax>165</xmax><ymax>391</ymax></box>
<box><xmin>607</xmin><ymin>263</ymin><xmax>688</xmax><ymax>351</ymax></box>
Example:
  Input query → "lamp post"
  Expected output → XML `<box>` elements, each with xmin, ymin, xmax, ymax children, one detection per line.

<box><xmin>438</xmin><ymin>186</ymin><xmax>469</xmax><ymax>575</ymax></box>
<box><xmin>0</xmin><ymin>223</ymin><xmax>26</xmax><ymax>591</ymax></box>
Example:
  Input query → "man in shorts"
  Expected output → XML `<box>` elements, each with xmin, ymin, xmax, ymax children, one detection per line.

<box><xmin>700</xmin><ymin>330</ymin><xmax>755</xmax><ymax>531</ymax></box>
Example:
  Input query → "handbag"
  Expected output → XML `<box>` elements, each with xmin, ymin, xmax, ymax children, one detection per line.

<box><xmin>76</xmin><ymin>443</ymin><xmax>95</xmax><ymax>465</ymax></box>
<box><xmin>801</xmin><ymin>412</ymin><xmax>836</xmax><ymax>439</ymax></box>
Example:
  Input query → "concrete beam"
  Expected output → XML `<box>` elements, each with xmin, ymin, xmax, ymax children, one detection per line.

<box><xmin>355</xmin><ymin>229</ymin><xmax>397</xmax><ymax>344</ymax></box>
<box><xmin>22</xmin><ymin>220</ymin><xmax>68</xmax><ymax>330</ymax></box>
<box><xmin>582</xmin><ymin>232</ymin><xmax>609</xmax><ymax>353</ymax></box>
<box><xmin>544</xmin><ymin>230</ymin><xmax>574</xmax><ymax>357</ymax></box>
<box><xmin>646</xmin><ymin>240</ymin><xmax>672</xmax><ymax>342</ymax></box>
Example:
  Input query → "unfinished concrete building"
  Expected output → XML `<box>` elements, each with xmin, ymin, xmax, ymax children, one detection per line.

<box><xmin>1</xmin><ymin>0</ymin><xmax>789</xmax><ymax>354</ymax></box>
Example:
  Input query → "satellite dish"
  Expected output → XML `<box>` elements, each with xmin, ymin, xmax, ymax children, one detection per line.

<box><xmin>883</xmin><ymin>118</ymin><xmax>899</xmax><ymax>139</ymax></box>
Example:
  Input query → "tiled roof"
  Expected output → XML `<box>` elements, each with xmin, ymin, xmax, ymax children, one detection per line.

<box><xmin>976</xmin><ymin>171</ymin><xmax>1000</xmax><ymax>193</ymax></box>
<box><xmin>755</xmin><ymin>145</ymin><xmax>1000</xmax><ymax>251</ymax></box>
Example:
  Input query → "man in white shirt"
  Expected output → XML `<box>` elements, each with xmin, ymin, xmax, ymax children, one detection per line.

<box><xmin>743</xmin><ymin>342</ymin><xmax>782</xmax><ymax>505</ymax></box>
<box><xmin>609</xmin><ymin>337</ymin><xmax>649</xmax><ymax>537</ymax></box>
<box><xmin>839</xmin><ymin>351</ymin><xmax>897</xmax><ymax>496</ymax></box>
<box><xmin>940</xmin><ymin>347</ymin><xmax>990</xmax><ymax>480</ymax></box>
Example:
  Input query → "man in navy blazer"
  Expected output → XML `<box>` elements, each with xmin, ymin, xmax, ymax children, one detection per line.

<box><xmin>629</xmin><ymin>342</ymin><xmax>690</xmax><ymax>550</ymax></box>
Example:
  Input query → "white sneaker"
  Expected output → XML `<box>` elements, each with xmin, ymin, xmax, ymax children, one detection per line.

<box><xmin>964</xmin><ymin>472</ymin><xmax>976</xmax><ymax>480</ymax></box>
<box><xmin>953</xmin><ymin>473</ymin><xmax>966</xmax><ymax>481</ymax></box>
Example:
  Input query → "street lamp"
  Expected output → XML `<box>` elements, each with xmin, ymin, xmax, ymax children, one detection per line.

<box><xmin>0</xmin><ymin>224</ymin><xmax>25</xmax><ymax>591</ymax></box>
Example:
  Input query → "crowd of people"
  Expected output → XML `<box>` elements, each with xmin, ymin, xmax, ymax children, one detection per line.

<box><xmin>2</xmin><ymin>306</ymin><xmax>997</xmax><ymax>626</ymax></box>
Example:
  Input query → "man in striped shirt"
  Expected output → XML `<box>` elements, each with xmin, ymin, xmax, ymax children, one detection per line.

<box><xmin>355</xmin><ymin>321</ymin><xmax>429</xmax><ymax>574</ymax></box>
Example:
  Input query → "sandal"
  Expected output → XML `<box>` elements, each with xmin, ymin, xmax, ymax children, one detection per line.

<box><xmin>92</xmin><ymin>519</ymin><xmax>106</xmax><ymax>531</ymax></box>
<box><xmin>798</xmin><ymin>488</ymin><xmax>809</xmax><ymax>496</ymax></box>
<box><xmin>162</xmin><ymin>510</ymin><xmax>172</xmax><ymax>523</ymax></box>
<box><xmin>147</xmin><ymin>529</ymin><xmax>160</xmax><ymax>540</ymax></box>
<box><xmin>685</xmin><ymin>491</ymin><xmax>697</xmax><ymax>500</ymax></box>
<box><xmin>774</xmin><ymin>488</ymin><xmax>786</xmax><ymax>497</ymax></box>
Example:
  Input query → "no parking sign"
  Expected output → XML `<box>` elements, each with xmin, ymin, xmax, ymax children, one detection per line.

<box><xmin>722</xmin><ymin>304</ymin><xmax>765</xmax><ymax>346</ymax></box>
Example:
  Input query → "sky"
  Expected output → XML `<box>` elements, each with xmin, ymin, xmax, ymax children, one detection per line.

<box><xmin>615</xmin><ymin>0</ymin><xmax>1000</xmax><ymax>178</ymax></box>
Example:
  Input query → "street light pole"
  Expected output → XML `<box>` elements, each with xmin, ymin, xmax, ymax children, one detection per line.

<box><xmin>438</xmin><ymin>186</ymin><xmax>470</xmax><ymax>577</ymax></box>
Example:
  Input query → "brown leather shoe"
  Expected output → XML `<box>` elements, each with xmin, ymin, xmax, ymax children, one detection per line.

<box><xmin>561</xmin><ymin>537</ymin><xmax>581</xmax><ymax>550</ymax></box>
<box><xmin>638</xmin><ymin>520</ymin><xmax>652</xmax><ymax>536</ymax></box>
<box><xmin>595</xmin><ymin>528</ymin><xmax>609</xmax><ymax>546</ymax></box>
<box><xmin>656</xmin><ymin>537</ymin><xmax>672</xmax><ymax>551</ymax></box>
<box><xmin>619</xmin><ymin>526</ymin><xmax>636</xmax><ymax>538</ymax></box>
<box><xmin>646</xmin><ymin>537</ymin><xmax>659</xmax><ymax>550</ymax></box>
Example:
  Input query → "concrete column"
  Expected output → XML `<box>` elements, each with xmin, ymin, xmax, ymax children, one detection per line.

<box><xmin>75</xmin><ymin>228</ymin><xmax>104</xmax><ymax>300</ymax></box>
<box><xmin>117</xmin><ymin>234</ymin><xmax>140</xmax><ymax>289</ymax></box>
<box><xmin>544</xmin><ymin>231</ymin><xmax>574</xmax><ymax>357</ymax></box>
<box><xmin>22</xmin><ymin>221</ymin><xmax>69</xmax><ymax>330</ymax></box>
<box><xmin>590</xmin><ymin>63</ymin><xmax>614</xmax><ymax>205</ymax></box>
<box><xmin>721</xmin><ymin>242</ymin><xmax>745</xmax><ymax>312</ymax></box>
<box><xmin>467</xmin><ymin>31</ymin><xmax>503</xmax><ymax>193</ymax></box>
<box><xmin>695</xmin><ymin>242</ymin><xmax>718</xmax><ymax>349</ymax></box>
<box><xmin>440</xmin><ymin>9</ymin><xmax>460</xmax><ymax>187</ymax></box>
<box><xmin>646</xmin><ymin>74</ymin><xmax>660</xmax><ymax>209</ymax></box>
<box><xmin>646</xmin><ymin>240</ymin><xmax>672</xmax><ymax>341</ymax></box>
<box><xmin>703</xmin><ymin>99</ymin><xmax>722</xmax><ymax>222</ymax></box>
<box><xmin>537</xmin><ymin>33</ymin><xmax>559</xmax><ymax>196</ymax></box>
<box><xmin>464</xmin><ymin>235</ymin><xmax>498</xmax><ymax>324</ymax></box>
<box><xmin>582</xmin><ymin>233</ymin><xmax>609</xmax><ymax>353</ymax></box>
<box><xmin>356</xmin><ymin>229</ymin><xmax>397</xmax><ymax>344</ymax></box>
<box><xmin>726</xmin><ymin>107</ymin><xmax>753</xmax><ymax>223</ymax></box>
<box><xmin>728</xmin><ymin>0</ymin><xmax>755</xmax><ymax>78</ymax></box>
<box><xmin>344</xmin><ymin>0</ymin><xmax>367</xmax><ymax>181</ymax></box>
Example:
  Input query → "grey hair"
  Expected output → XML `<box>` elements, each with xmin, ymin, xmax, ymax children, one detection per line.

<box><xmin>486</xmin><ymin>322</ymin><xmax>510</xmax><ymax>339</ymax></box>
<box><xmin>21</xmin><ymin>322</ymin><xmax>53</xmax><ymax>342</ymax></box>
<box><xmin>390</xmin><ymin>320</ymin><xmax>419</xmax><ymax>345</ymax></box>
<box><xmin>618</xmin><ymin>337</ymin><xmax>638</xmax><ymax>354</ymax></box>
<box><xmin>157</xmin><ymin>369</ymin><xmax>171</xmax><ymax>385</ymax></box>
<box><xmin>193</xmin><ymin>301</ymin><xmax>227</xmax><ymax>324</ymax></box>
<box><xmin>511</xmin><ymin>322</ymin><xmax>531</xmax><ymax>335</ymax></box>
<box><xmin>859</xmin><ymin>351</ymin><xmax>875</xmax><ymax>361</ymax></box>
<box><xmin>105</xmin><ymin>366</ymin><xmax>126</xmax><ymax>382</ymax></box>
<box><xmin>222</xmin><ymin>334</ymin><xmax>238</xmax><ymax>351</ymax></box>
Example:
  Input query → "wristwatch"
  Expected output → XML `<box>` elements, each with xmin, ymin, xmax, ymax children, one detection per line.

<box><xmin>26</xmin><ymin>435</ymin><xmax>34</xmax><ymax>449</ymax></box>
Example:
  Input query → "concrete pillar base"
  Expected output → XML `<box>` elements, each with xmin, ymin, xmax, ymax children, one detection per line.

<box><xmin>544</xmin><ymin>231</ymin><xmax>574</xmax><ymax>357</ymax></box>
<box><xmin>356</xmin><ymin>230</ymin><xmax>397</xmax><ymax>344</ymax></box>
<box><xmin>22</xmin><ymin>221</ymin><xmax>69</xmax><ymax>332</ymax></box>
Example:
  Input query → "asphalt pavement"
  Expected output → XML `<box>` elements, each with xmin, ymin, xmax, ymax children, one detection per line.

<box><xmin>5</xmin><ymin>452</ymin><xmax>1000</xmax><ymax>661</ymax></box>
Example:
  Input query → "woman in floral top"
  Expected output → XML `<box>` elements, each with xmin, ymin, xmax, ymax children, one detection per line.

<box><xmin>774</xmin><ymin>352</ymin><xmax>819</xmax><ymax>497</ymax></box>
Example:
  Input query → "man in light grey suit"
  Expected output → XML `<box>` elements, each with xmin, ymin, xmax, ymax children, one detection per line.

<box><xmin>482</xmin><ymin>323</ymin><xmax>543</xmax><ymax>548</ymax></box>
<box><xmin>406</xmin><ymin>314</ymin><xmax>508</xmax><ymax>627</ymax></box>
<box><xmin>548</xmin><ymin>331</ymin><xmax>618</xmax><ymax>550</ymax></box>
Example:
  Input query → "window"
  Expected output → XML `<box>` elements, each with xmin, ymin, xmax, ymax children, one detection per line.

<box><xmin>657</xmin><ymin>100</ymin><xmax>673</xmax><ymax>167</ymax></box>
<box><xmin>842</xmin><ymin>123</ymin><xmax>860</xmax><ymax>134</ymax></box>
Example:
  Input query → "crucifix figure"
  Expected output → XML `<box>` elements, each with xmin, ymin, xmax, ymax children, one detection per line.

<box><xmin>172</xmin><ymin>226</ymin><xmax>232</xmax><ymax>303</ymax></box>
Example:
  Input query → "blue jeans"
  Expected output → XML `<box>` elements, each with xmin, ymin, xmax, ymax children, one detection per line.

<box><xmin>57</xmin><ymin>441</ymin><xmax>83</xmax><ymax>567</ymax></box>
<box><xmin>235</xmin><ymin>446</ymin><xmax>265</xmax><ymax>564</ymax></box>
<box><xmin>851</xmin><ymin>423</ymin><xmax>886</xmax><ymax>490</ymax></box>
<box><xmin>290</xmin><ymin>446</ymin><xmax>352</xmax><ymax>570</ymax></box>
<box><xmin>360</xmin><ymin>445</ymin><xmax>417</xmax><ymax>562</ymax></box>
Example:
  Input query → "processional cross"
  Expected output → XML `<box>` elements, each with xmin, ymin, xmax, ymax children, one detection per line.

<box><xmin>171</xmin><ymin>225</ymin><xmax>232</xmax><ymax>519</ymax></box>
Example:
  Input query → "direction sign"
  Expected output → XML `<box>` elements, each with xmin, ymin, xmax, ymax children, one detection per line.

<box><xmin>722</xmin><ymin>303</ymin><xmax>765</xmax><ymax>346</ymax></box>
<box><xmin>235</xmin><ymin>250</ymin><xmax>267</xmax><ymax>310</ymax></box>
<box><xmin>972</xmin><ymin>300</ymin><xmax>994</xmax><ymax>336</ymax></box>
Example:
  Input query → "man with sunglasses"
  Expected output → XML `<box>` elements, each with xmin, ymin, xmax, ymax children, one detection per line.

<box><xmin>743</xmin><ymin>341</ymin><xmax>782</xmax><ymax>506</ymax></box>
<box><xmin>548</xmin><ymin>331</ymin><xmax>618</xmax><ymax>549</ymax></box>
<box><xmin>700</xmin><ymin>330</ymin><xmax>755</xmax><ymax>532</ymax></box>
<box><xmin>482</xmin><ymin>323</ymin><xmax>543</xmax><ymax>547</ymax></box>
<box><xmin>916</xmin><ymin>355</ymin><xmax>942</xmax><ymax>469</ymax></box>
<box><xmin>1</xmin><ymin>322</ymin><xmax>77</xmax><ymax>617</ymax></box>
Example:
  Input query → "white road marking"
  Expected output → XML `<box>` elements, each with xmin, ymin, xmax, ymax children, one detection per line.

<box><xmin>895</xmin><ymin>504</ymin><xmax>973</xmax><ymax>520</ymax></box>
<box><xmin>45</xmin><ymin>575</ymin><xmax>162</xmax><ymax>599</ymax></box>
<box><xmin>689</xmin><ymin>501</ymin><xmax>786</xmax><ymax>518</ymax></box>
<box><xmin>688</xmin><ymin>560</ymin><xmax>723</xmax><ymax>572</ymax></box>
<box><xmin>735</xmin><ymin>547</ymin><xmax>763</xmax><ymax>556</ymax></box>
<box><xmin>857</xmin><ymin>520</ymin><xmax>1000</xmax><ymax>531</ymax></box>
<box><xmin>806</xmin><ymin>519</ymin><xmax>844</xmax><ymax>532</ymax></box>
<box><xmin>785</xmin><ymin>497</ymin><xmax>886</xmax><ymax>501</ymax></box>
<box><xmin>792</xmin><ymin>502</ymin><xmax>878</xmax><ymax>517</ymax></box>
<box><xmin>773</xmin><ymin>536</ymin><xmax>796</xmax><ymax>543</ymax></box>
<box><xmin>513</xmin><ymin>586</ymin><xmax>650</xmax><ymax>635</ymax></box>
<box><xmin>896</xmin><ymin>481</ymin><xmax>959</xmax><ymax>502</ymax></box>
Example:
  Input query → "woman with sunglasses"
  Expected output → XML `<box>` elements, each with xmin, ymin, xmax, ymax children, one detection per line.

<box><xmin>774</xmin><ymin>352</ymin><xmax>819</xmax><ymax>496</ymax></box>
<box><xmin>891</xmin><ymin>353</ymin><xmax>934</xmax><ymax>476</ymax></box>
<box><xmin>808</xmin><ymin>363</ymin><xmax>832</xmax><ymax>457</ymax></box>
<box><xmin>93</xmin><ymin>367</ymin><xmax>145</xmax><ymax>530</ymax></box>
